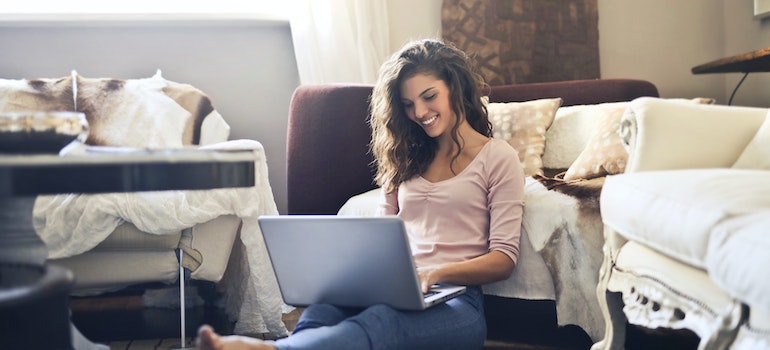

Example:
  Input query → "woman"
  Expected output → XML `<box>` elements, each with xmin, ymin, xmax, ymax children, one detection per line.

<box><xmin>197</xmin><ymin>39</ymin><xmax>525</xmax><ymax>350</ymax></box>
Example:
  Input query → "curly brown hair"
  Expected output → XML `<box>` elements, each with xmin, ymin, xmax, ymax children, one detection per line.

<box><xmin>370</xmin><ymin>39</ymin><xmax>491</xmax><ymax>192</ymax></box>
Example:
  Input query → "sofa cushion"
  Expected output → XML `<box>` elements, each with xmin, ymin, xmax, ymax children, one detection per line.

<box><xmin>733</xmin><ymin>111</ymin><xmax>770</xmax><ymax>170</ymax></box>
<box><xmin>707</xmin><ymin>210</ymin><xmax>770</xmax><ymax>312</ymax></box>
<box><xmin>601</xmin><ymin>169</ymin><xmax>770</xmax><ymax>269</ymax></box>
<box><xmin>612</xmin><ymin>241</ymin><xmax>734</xmax><ymax>314</ymax></box>
<box><xmin>487</xmin><ymin>98</ymin><xmax>562</xmax><ymax>176</ymax></box>
<box><xmin>563</xmin><ymin>105</ymin><xmax>628</xmax><ymax>180</ymax></box>
<box><xmin>562</xmin><ymin>97</ymin><xmax>715</xmax><ymax>181</ymax></box>
<box><xmin>542</xmin><ymin>102</ymin><xmax>627</xmax><ymax>170</ymax></box>
<box><xmin>0</xmin><ymin>71</ymin><xmax>226</xmax><ymax>147</ymax></box>
<box><xmin>92</xmin><ymin>222</ymin><xmax>181</xmax><ymax>250</ymax></box>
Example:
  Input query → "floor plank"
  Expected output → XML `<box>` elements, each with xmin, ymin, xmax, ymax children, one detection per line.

<box><xmin>157</xmin><ymin>337</ymin><xmax>196</xmax><ymax>349</ymax></box>
<box><xmin>104</xmin><ymin>340</ymin><xmax>131</xmax><ymax>350</ymax></box>
<box><xmin>125</xmin><ymin>339</ymin><xmax>161</xmax><ymax>350</ymax></box>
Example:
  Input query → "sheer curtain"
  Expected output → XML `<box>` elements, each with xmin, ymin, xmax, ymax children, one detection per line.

<box><xmin>289</xmin><ymin>0</ymin><xmax>390</xmax><ymax>84</ymax></box>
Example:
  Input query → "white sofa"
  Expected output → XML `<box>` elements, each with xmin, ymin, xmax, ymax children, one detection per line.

<box><xmin>0</xmin><ymin>72</ymin><xmax>288</xmax><ymax>338</ymax></box>
<box><xmin>593</xmin><ymin>97</ymin><xmax>770</xmax><ymax>349</ymax></box>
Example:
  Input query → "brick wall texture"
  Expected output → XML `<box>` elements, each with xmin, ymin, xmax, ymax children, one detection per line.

<box><xmin>442</xmin><ymin>0</ymin><xmax>600</xmax><ymax>85</ymax></box>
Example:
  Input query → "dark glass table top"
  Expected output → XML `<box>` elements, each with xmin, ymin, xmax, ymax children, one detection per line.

<box><xmin>0</xmin><ymin>146</ymin><xmax>257</xmax><ymax>197</ymax></box>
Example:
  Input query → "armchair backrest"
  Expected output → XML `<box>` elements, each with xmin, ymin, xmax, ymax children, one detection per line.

<box><xmin>0</xmin><ymin>72</ymin><xmax>224</xmax><ymax>148</ymax></box>
<box><xmin>623</xmin><ymin>97</ymin><xmax>767</xmax><ymax>173</ymax></box>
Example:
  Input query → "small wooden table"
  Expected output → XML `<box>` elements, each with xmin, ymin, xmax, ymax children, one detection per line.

<box><xmin>0</xmin><ymin>146</ymin><xmax>257</xmax><ymax>350</ymax></box>
<box><xmin>691</xmin><ymin>46</ymin><xmax>770</xmax><ymax>105</ymax></box>
<box><xmin>691</xmin><ymin>46</ymin><xmax>770</xmax><ymax>74</ymax></box>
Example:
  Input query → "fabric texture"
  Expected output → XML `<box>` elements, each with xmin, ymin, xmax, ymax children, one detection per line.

<box><xmin>0</xmin><ymin>70</ymin><xmax>225</xmax><ymax>147</ymax></box>
<box><xmin>563</xmin><ymin>105</ymin><xmax>628</xmax><ymax>180</ymax></box>
<box><xmin>733</xmin><ymin>111</ymin><xmax>770</xmax><ymax>169</ymax></box>
<box><xmin>601</xmin><ymin>168</ymin><xmax>770</xmax><ymax>269</ymax></box>
<box><xmin>289</xmin><ymin>0</ymin><xmax>389</xmax><ymax>84</ymax></box>
<box><xmin>621</xmin><ymin>97</ymin><xmax>767</xmax><ymax>173</ymax></box>
<box><xmin>541</xmin><ymin>102</ymin><xmax>627</xmax><ymax>170</ymax></box>
<box><xmin>378</xmin><ymin>139</ymin><xmax>525</xmax><ymax>267</ymax></box>
<box><xmin>563</xmin><ymin>97</ymin><xmax>716</xmax><ymax>180</ymax></box>
<box><xmin>487</xmin><ymin>97</ymin><xmax>562</xmax><ymax>176</ymax></box>
<box><xmin>707</xmin><ymin>210</ymin><xmax>770</xmax><ymax>313</ymax></box>
<box><xmin>274</xmin><ymin>286</ymin><xmax>486</xmax><ymax>350</ymax></box>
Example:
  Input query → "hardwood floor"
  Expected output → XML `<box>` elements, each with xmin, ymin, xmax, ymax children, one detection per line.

<box><xmin>98</xmin><ymin>338</ymin><xmax>195</xmax><ymax>350</ymax></box>
<box><xmin>70</xmin><ymin>282</ymin><xmax>697</xmax><ymax>350</ymax></box>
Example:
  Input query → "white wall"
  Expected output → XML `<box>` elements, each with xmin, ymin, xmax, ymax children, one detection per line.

<box><xmin>722</xmin><ymin>0</ymin><xmax>770</xmax><ymax>107</ymax></box>
<box><xmin>598</xmin><ymin>0</ymin><xmax>727</xmax><ymax>102</ymax></box>
<box><xmin>598</xmin><ymin>0</ymin><xmax>770</xmax><ymax>107</ymax></box>
<box><xmin>386</xmin><ymin>0</ymin><xmax>443</xmax><ymax>52</ymax></box>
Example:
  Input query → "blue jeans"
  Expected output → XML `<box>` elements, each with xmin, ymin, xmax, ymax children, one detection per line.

<box><xmin>270</xmin><ymin>286</ymin><xmax>486</xmax><ymax>350</ymax></box>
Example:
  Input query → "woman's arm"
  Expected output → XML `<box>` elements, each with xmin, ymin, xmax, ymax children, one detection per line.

<box><xmin>376</xmin><ymin>185</ymin><xmax>399</xmax><ymax>216</ymax></box>
<box><xmin>417</xmin><ymin>250</ymin><xmax>514</xmax><ymax>293</ymax></box>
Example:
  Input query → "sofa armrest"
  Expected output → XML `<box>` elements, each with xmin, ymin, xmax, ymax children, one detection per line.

<box><xmin>622</xmin><ymin>97</ymin><xmax>767</xmax><ymax>173</ymax></box>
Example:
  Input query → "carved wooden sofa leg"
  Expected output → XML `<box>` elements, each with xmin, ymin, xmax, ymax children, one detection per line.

<box><xmin>697</xmin><ymin>302</ymin><xmax>746</xmax><ymax>350</ymax></box>
<box><xmin>591</xmin><ymin>245</ymin><xmax>626</xmax><ymax>350</ymax></box>
<box><xmin>593</xmin><ymin>237</ymin><xmax>748</xmax><ymax>350</ymax></box>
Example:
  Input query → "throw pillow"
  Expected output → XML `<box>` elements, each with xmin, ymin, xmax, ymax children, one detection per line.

<box><xmin>541</xmin><ymin>101</ymin><xmax>628</xmax><ymax>169</ymax></box>
<box><xmin>732</xmin><ymin>111</ymin><xmax>770</xmax><ymax>169</ymax></box>
<box><xmin>487</xmin><ymin>97</ymin><xmax>562</xmax><ymax>176</ymax></box>
<box><xmin>563</xmin><ymin>97</ymin><xmax>716</xmax><ymax>181</ymax></box>
<box><xmin>0</xmin><ymin>72</ymin><xmax>193</xmax><ymax>149</ymax></box>
<box><xmin>562</xmin><ymin>105</ymin><xmax>628</xmax><ymax>180</ymax></box>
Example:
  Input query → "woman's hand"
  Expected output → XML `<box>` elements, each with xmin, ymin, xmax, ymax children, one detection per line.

<box><xmin>417</xmin><ymin>265</ymin><xmax>445</xmax><ymax>293</ymax></box>
<box><xmin>416</xmin><ymin>251</ymin><xmax>515</xmax><ymax>293</ymax></box>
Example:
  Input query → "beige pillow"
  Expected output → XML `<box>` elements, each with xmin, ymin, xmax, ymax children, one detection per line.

<box><xmin>542</xmin><ymin>101</ymin><xmax>629</xmax><ymax>169</ymax></box>
<box><xmin>488</xmin><ymin>98</ymin><xmax>562</xmax><ymax>176</ymax></box>
<box><xmin>563</xmin><ymin>105</ymin><xmax>628</xmax><ymax>180</ymax></box>
<box><xmin>733</xmin><ymin>111</ymin><xmax>770</xmax><ymax>170</ymax></box>
<box><xmin>563</xmin><ymin>97</ymin><xmax>716</xmax><ymax>181</ymax></box>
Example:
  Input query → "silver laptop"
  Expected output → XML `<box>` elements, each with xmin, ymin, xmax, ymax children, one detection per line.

<box><xmin>257</xmin><ymin>215</ymin><xmax>466</xmax><ymax>310</ymax></box>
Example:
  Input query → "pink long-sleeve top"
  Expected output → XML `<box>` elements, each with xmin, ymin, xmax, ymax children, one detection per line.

<box><xmin>378</xmin><ymin>138</ymin><xmax>525</xmax><ymax>269</ymax></box>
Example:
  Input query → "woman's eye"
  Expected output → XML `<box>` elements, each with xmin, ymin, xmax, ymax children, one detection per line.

<box><xmin>424</xmin><ymin>94</ymin><xmax>436</xmax><ymax>101</ymax></box>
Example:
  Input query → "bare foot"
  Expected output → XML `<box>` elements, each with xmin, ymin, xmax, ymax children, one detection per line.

<box><xmin>196</xmin><ymin>325</ymin><xmax>277</xmax><ymax>350</ymax></box>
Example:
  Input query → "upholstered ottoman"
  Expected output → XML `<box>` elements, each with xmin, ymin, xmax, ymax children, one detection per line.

<box><xmin>598</xmin><ymin>168</ymin><xmax>770</xmax><ymax>349</ymax></box>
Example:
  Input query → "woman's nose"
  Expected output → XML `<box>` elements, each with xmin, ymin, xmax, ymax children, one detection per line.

<box><xmin>414</xmin><ymin>101</ymin><xmax>428</xmax><ymax>118</ymax></box>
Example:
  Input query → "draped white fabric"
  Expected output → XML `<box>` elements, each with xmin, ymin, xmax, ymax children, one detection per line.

<box><xmin>289</xmin><ymin>0</ymin><xmax>390</xmax><ymax>84</ymax></box>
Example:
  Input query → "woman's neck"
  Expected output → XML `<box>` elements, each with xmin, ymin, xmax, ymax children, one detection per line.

<box><xmin>436</xmin><ymin>121</ymin><xmax>486</xmax><ymax>156</ymax></box>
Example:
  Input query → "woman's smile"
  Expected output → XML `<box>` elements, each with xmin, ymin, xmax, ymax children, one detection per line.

<box><xmin>421</xmin><ymin>114</ymin><xmax>439</xmax><ymax>126</ymax></box>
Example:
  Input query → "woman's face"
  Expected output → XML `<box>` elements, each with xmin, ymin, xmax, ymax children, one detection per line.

<box><xmin>399</xmin><ymin>73</ymin><xmax>457</xmax><ymax>139</ymax></box>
